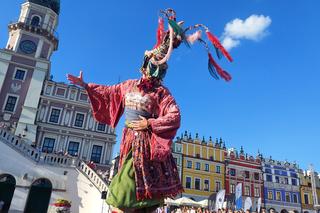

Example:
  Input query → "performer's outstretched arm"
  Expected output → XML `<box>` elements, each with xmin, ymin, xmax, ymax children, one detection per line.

<box><xmin>67</xmin><ymin>71</ymin><xmax>126</xmax><ymax>128</ymax></box>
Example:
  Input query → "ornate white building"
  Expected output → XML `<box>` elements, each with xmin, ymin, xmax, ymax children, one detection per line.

<box><xmin>0</xmin><ymin>0</ymin><xmax>115</xmax><ymax>212</ymax></box>
<box><xmin>0</xmin><ymin>0</ymin><xmax>115</xmax><ymax>168</ymax></box>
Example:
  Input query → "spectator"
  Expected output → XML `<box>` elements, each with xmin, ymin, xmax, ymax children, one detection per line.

<box><xmin>0</xmin><ymin>200</ymin><xmax>4</xmax><ymax>210</ymax></box>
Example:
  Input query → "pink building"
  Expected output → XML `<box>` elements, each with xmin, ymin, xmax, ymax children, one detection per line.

<box><xmin>225</xmin><ymin>147</ymin><xmax>264</xmax><ymax>210</ymax></box>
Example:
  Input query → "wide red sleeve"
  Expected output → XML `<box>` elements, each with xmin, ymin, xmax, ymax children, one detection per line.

<box><xmin>148</xmin><ymin>90</ymin><xmax>181</xmax><ymax>162</ymax></box>
<box><xmin>85</xmin><ymin>81</ymin><xmax>127</xmax><ymax>128</ymax></box>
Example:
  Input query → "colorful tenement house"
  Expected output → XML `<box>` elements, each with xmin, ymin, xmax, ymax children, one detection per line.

<box><xmin>172</xmin><ymin>138</ymin><xmax>183</xmax><ymax>180</ymax></box>
<box><xmin>0</xmin><ymin>0</ymin><xmax>116</xmax><ymax>167</ymax></box>
<box><xmin>262</xmin><ymin>157</ymin><xmax>301</xmax><ymax>213</ymax></box>
<box><xmin>174</xmin><ymin>131</ymin><xmax>226</xmax><ymax>201</ymax></box>
<box><xmin>225</xmin><ymin>147</ymin><xmax>263</xmax><ymax>210</ymax></box>
<box><xmin>299</xmin><ymin>168</ymin><xmax>320</xmax><ymax>213</ymax></box>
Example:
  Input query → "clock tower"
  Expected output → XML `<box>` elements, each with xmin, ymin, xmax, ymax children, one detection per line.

<box><xmin>0</xmin><ymin>0</ymin><xmax>60</xmax><ymax>143</ymax></box>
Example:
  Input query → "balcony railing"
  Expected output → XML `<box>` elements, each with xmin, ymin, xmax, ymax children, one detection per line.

<box><xmin>78</xmin><ymin>161</ymin><xmax>109</xmax><ymax>193</ymax></box>
<box><xmin>8</xmin><ymin>17</ymin><xmax>59</xmax><ymax>50</ymax></box>
<box><xmin>0</xmin><ymin>128</ymin><xmax>77</xmax><ymax>167</ymax></box>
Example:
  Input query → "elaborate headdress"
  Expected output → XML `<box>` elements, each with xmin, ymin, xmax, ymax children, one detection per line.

<box><xmin>141</xmin><ymin>8</ymin><xmax>233</xmax><ymax>82</ymax></box>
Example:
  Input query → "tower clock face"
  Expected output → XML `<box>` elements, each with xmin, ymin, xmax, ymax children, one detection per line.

<box><xmin>19</xmin><ymin>40</ymin><xmax>37</xmax><ymax>54</ymax></box>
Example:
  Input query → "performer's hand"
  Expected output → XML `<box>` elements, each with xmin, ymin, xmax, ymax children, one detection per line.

<box><xmin>130</xmin><ymin>116</ymin><xmax>149</xmax><ymax>131</ymax></box>
<box><xmin>66</xmin><ymin>71</ymin><xmax>87</xmax><ymax>88</ymax></box>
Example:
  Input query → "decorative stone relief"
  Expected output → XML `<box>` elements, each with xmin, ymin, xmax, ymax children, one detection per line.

<box><xmin>39</xmin><ymin>106</ymin><xmax>45</xmax><ymax>120</ymax></box>
<box><xmin>10</xmin><ymin>83</ymin><xmax>21</xmax><ymax>93</ymax></box>
<box><xmin>64</xmin><ymin>111</ymin><xmax>70</xmax><ymax>125</ymax></box>
<box><xmin>88</xmin><ymin>115</ymin><xmax>93</xmax><ymax>129</ymax></box>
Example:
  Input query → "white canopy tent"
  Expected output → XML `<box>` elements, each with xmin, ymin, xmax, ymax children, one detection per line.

<box><xmin>164</xmin><ymin>197</ymin><xmax>209</xmax><ymax>207</ymax></box>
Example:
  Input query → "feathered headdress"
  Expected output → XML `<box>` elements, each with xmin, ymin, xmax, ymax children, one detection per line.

<box><xmin>141</xmin><ymin>8</ymin><xmax>233</xmax><ymax>82</ymax></box>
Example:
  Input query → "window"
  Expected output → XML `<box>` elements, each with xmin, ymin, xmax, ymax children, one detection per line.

<box><xmin>90</xmin><ymin>145</ymin><xmax>102</xmax><ymax>163</ymax></box>
<box><xmin>293</xmin><ymin>194</ymin><xmax>298</xmax><ymax>203</ymax></box>
<box><xmin>245</xmin><ymin>171</ymin><xmax>250</xmax><ymax>179</ymax></box>
<box><xmin>254</xmin><ymin>187</ymin><xmax>260</xmax><ymax>197</ymax></box>
<box><xmin>175</xmin><ymin>145</ymin><xmax>182</xmax><ymax>153</ymax></box>
<box><xmin>275</xmin><ymin>176</ymin><xmax>280</xmax><ymax>183</ymax></box>
<box><xmin>187</xmin><ymin>160</ymin><xmax>192</xmax><ymax>169</ymax></box>
<box><xmin>80</xmin><ymin>93</ymin><xmax>88</xmax><ymax>101</ymax></box>
<box><xmin>266</xmin><ymin>174</ymin><xmax>273</xmax><ymax>182</ymax></box>
<box><xmin>274</xmin><ymin>170</ymin><xmax>281</xmax><ymax>175</ymax></box>
<box><xmin>195</xmin><ymin>162</ymin><xmax>201</xmax><ymax>170</ymax></box>
<box><xmin>42</xmin><ymin>137</ymin><xmax>55</xmax><ymax>153</ymax></box>
<box><xmin>230</xmin><ymin>184</ymin><xmax>235</xmax><ymax>193</ymax></box>
<box><xmin>186</xmin><ymin>177</ymin><xmax>191</xmax><ymax>189</ymax></box>
<box><xmin>304</xmin><ymin>194</ymin><xmax>309</xmax><ymax>204</ymax></box>
<box><xmin>204</xmin><ymin>180</ymin><xmax>209</xmax><ymax>191</ymax></box>
<box><xmin>196</xmin><ymin>153</ymin><xmax>200</xmax><ymax>158</ymax></box>
<box><xmin>291</xmin><ymin>172</ymin><xmax>298</xmax><ymax>178</ymax></box>
<box><xmin>56</xmin><ymin>88</ymin><xmax>66</xmax><ymax>96</ymax></box>
<box><xmin>195</xmin><ymin>178</ymin><xmax>201</xmax><ymax>190</ymax></box>
<box><xmin>205</xmin><ymin>163</ymin><xmax>209</xmax><ymax>172</ymax></box>
<box><xmin>49</xmin><ymin>108</ymin><xmax>61</xmax><ymax>123</ymax></box>
<box><xmin>285</xmin><ymin>178</ymin><xmax>289</xmax><ymax>184</ymax></box>
<box><xmin>74</xmin><ymin>113</ymin><xmax>85</xmax><ymax>127</ymax></box>
<box><xmin>254</xmin><ymin>173</ymin><xmax>260</xmax><ymax>180</ymax></box>
<box><xmin>215</xmin><ymin>181</ymin><xmax>221</xmax><ymax>192</ymax></box>
<box><xmin>97</xmin><ymin>123</ymin><xmax>106</xmax><ymax>131</ymax></box>
<box><xmin>68</xmin><ymin>141</ymin><xmax>79</xmax><ymax>156</ymax></box>
<box><xmin>268</xmin><ymin>191</ymin><xmax>273</xmax><ymax>200</ymax></box>
<box><xmin>31</xmin><ymin>15</ymin><xmax>41</xmax><ymax>26</ymax></box>
<box><xmin>14</xmin><ymin>69</ymin><xmax>26</xmax><ymax>80</ymax></box>
<box><xmin>4</xmin><ymin>96</ymin><xmax>18</xmax><ymax>112</ymax></box>
<box><xmin>216</xmin><ymin>165</ymin><xmax>221</xmax><ymax>174</ymax></box>
<box><xmin>230</xmin><ymin>168</ymin><xmax>236</xmax><ymax>176</ymax></box>
<box><xmin>174</xmin><ymin>157</ymin><xmax>178</xmax><ymax>164</ymax></box>
<box><xmin>265</xmin><ymin>168</ymin><xmax>272</xmax><ymax>173</ymax></box>
<box><xmin>45</xmin><ymin>85</ymin><xmax>52</xmax><ymax>95</ymax></box>
<box><xmin>70</xmin><ymin>90</ymin><xmax>76</xmax><ymax>100</ymax></box>
<box><xmin>244</xmin><ymin>186</ymin><xmax>250</xmax><ymax>196</ymax></box>
<box><xmin>285</xmin><ymin>192</ymin><xmax>291</xmax><ymax>202</ymax></box>
<box><xmin>276</xmin><ymin>191</ymin><xmax>281</xmax><ymax>201</ymax></box>
<box><xmin>292</xmin><ymin>179</ymin><xmax>297</xmax><ymax>186</ymax></box>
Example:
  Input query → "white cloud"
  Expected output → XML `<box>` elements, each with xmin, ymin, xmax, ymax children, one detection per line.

<box><xmin>221</xmin><ymin>14</ymin><xmax>272</xmax><ymax>50</ymax></box>
<box><xmin>222</xmin><ymin>37</ymin><xmax>240</xmax><ymax>50</ymax></box>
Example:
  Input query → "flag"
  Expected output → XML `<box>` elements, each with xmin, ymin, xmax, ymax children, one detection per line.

<box><xmin>257</xmin><ymin>198</ymin><xmax>262</xmax><ymax>213</ymax></box>
<box><xmin>235</xmin><ymin>183</ymin><xmax>242</xmax><ymax>210</ymax></box>
<box><xmin>215</xmin><ymin>189</ymin><xmax>226</xmax><ymax>211</ymax></box>
<box><xmin>244</xmin><ymin>197</ymin><xmax>252</xmax><ymax>211</ymax></box>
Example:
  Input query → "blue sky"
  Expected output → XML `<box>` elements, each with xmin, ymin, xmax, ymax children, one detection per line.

<box><xmin>1</xmin><ymin>0</ymin><xmax>319</xmax><ymax>171</ymax></box>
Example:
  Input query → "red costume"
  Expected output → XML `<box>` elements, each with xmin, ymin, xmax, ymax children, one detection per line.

<box><xmin>86</xmin><ymin>79</ymin><xmax>183</xmax><ymax>200</ymax></box>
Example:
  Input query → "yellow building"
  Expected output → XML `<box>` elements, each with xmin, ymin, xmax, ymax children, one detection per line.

<box><xmin>299</xmin><ymin>171</ymin><xmax>320</xmax><ymax>213</ymax></box>
<box><xmin>300</xmin><ymin>172</ymin><xmax>315</xmax><ymax>212</ymax></box>
<box><xmin>175</xmin><ymin>132</ymin><xmax>226</xmax><ymax>201</ymax></box>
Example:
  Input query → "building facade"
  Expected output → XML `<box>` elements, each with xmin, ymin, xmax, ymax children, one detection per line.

<box><xmin>176</xmin><ymin>131</ymin><xmax>226</xmax><ymax>201</ymax></box>
<box><xmin>172</xmin><ymin>138</ymin><xmax>183</xmax><ymax>182</ymax></box>
<box><xmin>225</xmin><ymin>147</ymin><xmax>264</xmax><ymax>211</ymax></box>
<box><xmin>262</xmin><ymin>158</ymin><xmax>301</xmax><ymax>213</ymax></box>
<box><xmin>0</xmin><ymin>0</ymin><xmax>115</xmax><ymax>211</ymax></box>
<box><xmin>300</xmin><ymin>168</ymin><xmax>320</xmax><ymax>213</ymax></box>
<box><xmin>0</xmin><ymin>0</ymin><xmax>116</xmax><ymax>169</ymax></box>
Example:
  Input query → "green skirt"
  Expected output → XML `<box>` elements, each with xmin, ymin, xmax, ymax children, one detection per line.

<box><xmin>106</xmin><ymin>150</ymin><xmax>161</xmax><ymax>209</ymax></box>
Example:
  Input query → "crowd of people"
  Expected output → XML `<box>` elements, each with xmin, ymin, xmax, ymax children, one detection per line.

<box><xmin>155</xmin><ymin>207</ymin><xmax>267</xmax><ymax>213</ymax></box>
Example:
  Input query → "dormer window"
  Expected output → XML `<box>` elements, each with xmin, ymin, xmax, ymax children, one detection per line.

<box><xmin>31</xmin><ymin>15</ymin><xmax>41</xmax><ymax>27</ymax></box>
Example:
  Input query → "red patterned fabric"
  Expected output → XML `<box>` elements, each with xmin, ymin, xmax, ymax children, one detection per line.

<box><xmin>85</xmin><ymin>79</ymin><xmax>183</xmax><ymax>200</ymax></box>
